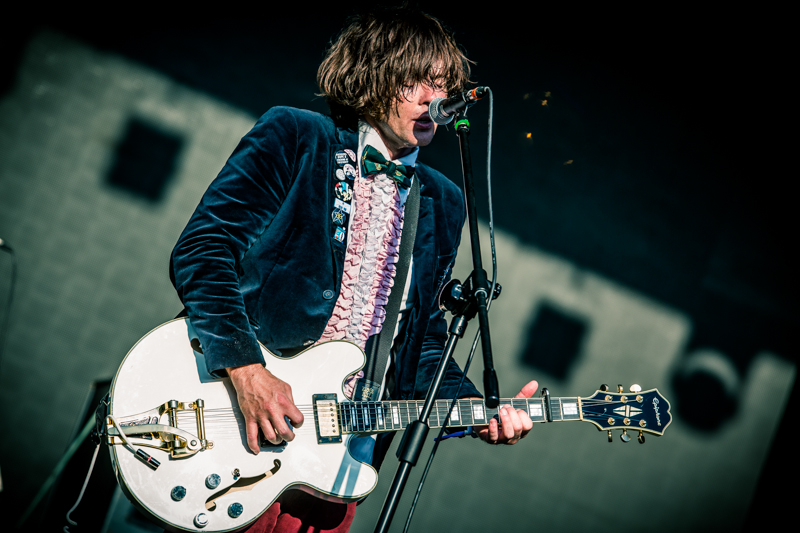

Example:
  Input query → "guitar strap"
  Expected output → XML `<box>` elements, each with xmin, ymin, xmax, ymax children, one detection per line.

<box><xmin>354</xmin><ymin>177</ymin><xmax>420</xmax><ymax>402</ymax></box>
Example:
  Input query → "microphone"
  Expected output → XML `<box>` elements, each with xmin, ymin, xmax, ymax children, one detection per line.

<box><xmin>429</xmin><ymin>87</ymin><xmax>489</xmax><ymax>125</ymax></box>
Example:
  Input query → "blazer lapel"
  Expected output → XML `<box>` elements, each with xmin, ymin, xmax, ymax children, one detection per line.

<box><xmin>412</xmin><ymin>170</ymin><xmax>438</xmax><ymax>311</ymax></box>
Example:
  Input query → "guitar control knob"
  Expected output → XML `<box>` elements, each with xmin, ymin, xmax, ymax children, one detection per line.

<box><xmin>170</xmin><ymin>486</ymin><xmax>186</xmax><ymax>501</ymax></box>
<box><xmin>205</xmin><ymin>474</ymin><xmax>221</xmax><ymax>489</ymax></box>
<box><xmin>228</xmin><ymin>502</ymin><xmax>244</xmax><ymax>518</ymax></box>
<box><xmin>194</xmin><ymin>513</ymin><xmax>208</xmax><ymax>528</ymax></box>
<box><xmin>638</xmin><ymin>431</ymin><xmax>645</xmax><ymax>444</ymax></box>
<box><xmin>620</xmin><ymin>429</ymin><xmax>630</xmax><ymax>443</ymax></box>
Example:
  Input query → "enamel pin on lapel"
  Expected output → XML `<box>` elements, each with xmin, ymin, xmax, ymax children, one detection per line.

<box><xmin>335</xmin><ymin>182</ymin><xmax>352</xmax><ymax>202</ymax></box>
<box><xmin>335</xmin><ymin>150</ymin><xmax>350</xmax><ymax>167</ymax></box>
<box><xmin>334</xmin><ymin>226</ymin><xmax>346</xmax><ymax>242</ymax></box>
<box><xmin>331</xmin><ymin>209</ymin><xmax>346</xmax><ymax>226</ymax></box>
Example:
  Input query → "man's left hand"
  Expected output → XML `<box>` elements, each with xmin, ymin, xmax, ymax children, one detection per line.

<box><xmin>475</xmin><ymin>380</ymin><xmax>538</xmax><ymax>445</ymax></box>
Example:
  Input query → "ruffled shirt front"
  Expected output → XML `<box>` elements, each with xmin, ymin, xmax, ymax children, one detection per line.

<box><xmin>319</xmin><ymin>122</ymin><xmax>417</xmax><ymax>354</ymax></box>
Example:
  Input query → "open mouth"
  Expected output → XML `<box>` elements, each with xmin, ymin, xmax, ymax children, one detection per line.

<box><xmin>415</xmin><ymin>115</ymin><xmax>434</xmax><ymax>128</ymax></box>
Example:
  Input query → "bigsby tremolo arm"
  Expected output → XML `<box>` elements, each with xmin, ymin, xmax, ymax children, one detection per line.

<box><xmin>106</xmin><ymin>398</ymin><xmax>213</xmax><ymax>458</ymax></box>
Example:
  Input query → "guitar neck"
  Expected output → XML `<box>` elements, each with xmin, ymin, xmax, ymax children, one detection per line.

<box><xmin>338</xmin><ymin>396</ymin><xmax>582</xmax><ymax>434</ymax></box>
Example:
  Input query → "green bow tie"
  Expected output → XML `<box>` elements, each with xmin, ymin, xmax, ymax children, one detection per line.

<box><xmin>361</xmin><ymin>145</ymin><xmax>414</xmax><ymax>188</ymax></box>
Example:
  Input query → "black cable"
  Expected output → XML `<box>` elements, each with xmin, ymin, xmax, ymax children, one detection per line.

<box><xmin>403</xmin><ymin>88</ymin><xmax>497</xmax><ymax>533</ymax></box>
<box><xmin>0</xmin><ymin>239</ymin><xmax>17</xmax><ymax>376</ymax></box>
<box><xmin>63</xmin><ymin>442</ymin><xmax>100</xmax><ymax>532</ymax></box>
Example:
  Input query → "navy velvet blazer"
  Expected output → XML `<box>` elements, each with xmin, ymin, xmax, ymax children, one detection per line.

<box><xmin>170</xmin><ymin>106</ymin><xmax>480</xmax><ymax>403</ymax></box>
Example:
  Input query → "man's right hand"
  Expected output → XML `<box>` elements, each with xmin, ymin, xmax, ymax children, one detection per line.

<box><xmin>226</xmin><ymin>363</ymin><xmax>304</xmax><ymax>454</ymax></box>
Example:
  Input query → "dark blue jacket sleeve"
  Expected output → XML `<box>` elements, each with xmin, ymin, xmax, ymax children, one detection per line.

<box><xmin>169</xmin><ymin>107</ymin><xmax>299</xmax><ymax>375</ymax></box>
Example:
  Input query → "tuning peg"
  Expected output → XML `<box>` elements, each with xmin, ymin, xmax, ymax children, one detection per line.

<box><xmin>638</xmin><ymin>431</ymin><xmax>645</xmax><ymax>444</ymax></box>
<box><xmin>607</xmin><ymin>430</ymin><xmax>612</xmax><ymax>443</ymax></box>
<box><xmin>600</xmin><ymin>384</ymin><xmax>609</xmax><ymax>392</ymax></box>
<box><xmin>620</xmin><ymin>429</ymin><xmax>630</xmax><ymax>443</ymax></box>
<box><xmin>617</xmin><ymin>384</ymin><xmax>624</xmax><ymax>393</ymax></box>
<box><xmin>629</xmin><ymin>384</ymin><xmax>641</xmax><ymax>393</ymax></box>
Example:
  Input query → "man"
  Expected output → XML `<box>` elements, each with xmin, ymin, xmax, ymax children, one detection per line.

<box><xmin>170</xmin><ymin>8</ymin><xmax>537</xmax><ymax>532</ymax></box>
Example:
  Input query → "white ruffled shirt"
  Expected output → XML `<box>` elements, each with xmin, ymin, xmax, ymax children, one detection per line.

<box><xmin>355</xmin><ymin>120</ymin><xmax>418</xmax><ymax>345</ymax></box>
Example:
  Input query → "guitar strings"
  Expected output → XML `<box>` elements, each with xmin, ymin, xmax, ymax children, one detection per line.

<box><xmin>171</xmin><ymin>399</ymin><xmax>631</xmax><ymax>428</ymax></box>
<box><xmin>166</xmin><ymin>398</ymin><xmax>639</xmax><ymax>438</ymax></box>
<box><xmin>186</xmin><ymin>397</ymin><xmax>629</xmax><ymax>408</ymax></box>
<box><xmin>173</xmin><ymin>399</ymin><xmax>629</xmax><ymax>423</ymax></box>
<box><xmin>176</xmin><ymin>398</ymin><xmax>624</xmax><ymax>413</ymax></box>
<box><xmin>124</xmin><ymin>403</ymin><xmax>652</xmax><ymax>448</ymax></box>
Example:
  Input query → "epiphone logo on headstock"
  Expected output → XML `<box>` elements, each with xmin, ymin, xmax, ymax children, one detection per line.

<box><xmin>652</xmin><ymin>397</ymin><xmax>662</xmax><ymax>426</ymax></box>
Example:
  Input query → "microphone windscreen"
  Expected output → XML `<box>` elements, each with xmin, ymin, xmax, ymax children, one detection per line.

<box><xmin>429</xmin><ymin>98</ymin><xmax>454</xmax><ymax>125</ymax></box>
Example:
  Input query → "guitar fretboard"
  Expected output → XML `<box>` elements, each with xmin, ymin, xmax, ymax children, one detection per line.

<box><xmin>336</xmin><ymin>397</ymin><xmax>581</xmax><ymax>434</ymax></box>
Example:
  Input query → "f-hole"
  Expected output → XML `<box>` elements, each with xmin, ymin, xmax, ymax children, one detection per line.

<box><xmin>205</xmin><ymin>460</ymin><xmax>282</xmax><ymax>511</ymax></box>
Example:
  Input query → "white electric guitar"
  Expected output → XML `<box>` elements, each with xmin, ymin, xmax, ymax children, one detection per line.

<box><xmin>105</xmin><ymin>318</ymin><xmax>671</xmax><ymax>532</ymax></box>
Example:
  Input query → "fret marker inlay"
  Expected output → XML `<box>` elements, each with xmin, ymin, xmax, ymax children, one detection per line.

<box><xmin>529</xmin><ymin>404</ymin><xmax>543</xmax><ymax>417</ymax></box>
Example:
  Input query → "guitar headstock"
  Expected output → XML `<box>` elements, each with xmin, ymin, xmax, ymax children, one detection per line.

<box><xmin>581</xmin><ymin>385</ymin><xmax>672</xmax><ymax>443</ymax></box>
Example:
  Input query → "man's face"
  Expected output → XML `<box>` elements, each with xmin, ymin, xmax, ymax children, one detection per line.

<box><xmin>366</xmin><ymin>82</ymin><xmax>447</xmax><ymax>160</ymax></box>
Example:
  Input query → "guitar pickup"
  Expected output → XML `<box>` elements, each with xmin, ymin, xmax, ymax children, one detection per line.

<box><xmin>313</xmin><ymin>394</ymin><xmax>341</xmax><ymax>444</ymax></box>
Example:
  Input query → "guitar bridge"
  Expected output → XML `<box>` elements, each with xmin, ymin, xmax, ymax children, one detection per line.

<box><xmin>107</xmin><ymin>398</ymin><xmax>213</xmax><ymax>458</ymax></box>
<box><xmin>313</xmin><ymin>394</ymin><xmax>342</xmax><ymax>444</ymax></box>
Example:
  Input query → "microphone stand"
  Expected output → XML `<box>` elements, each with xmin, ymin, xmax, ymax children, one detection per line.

<box><xmin>453</xmin><ymin>109</ymin><xmax>501</xmax><ymax>409</ymax></box>
<box><xmin>374</xmin><ymin>107</ymin><xmax>500</xmax><ymax>533</ymax></box>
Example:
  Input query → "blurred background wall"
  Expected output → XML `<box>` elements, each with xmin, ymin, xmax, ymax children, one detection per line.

<box><xmin>0</xmin><ymin>7</ymin><xmax>794</xmax><ymax>532</ymax></box>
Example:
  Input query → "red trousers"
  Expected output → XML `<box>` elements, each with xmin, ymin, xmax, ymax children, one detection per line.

<box><xmin>244</xmin><ymin>491</ymin><xmax>356</xmax><ymax>533</ymax></box>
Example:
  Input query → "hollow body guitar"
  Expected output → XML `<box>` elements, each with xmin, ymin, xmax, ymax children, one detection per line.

<box><xmin>107</xmin><ymin>318</ymin><xmax>671</xmax><ymax>532</ymax></box>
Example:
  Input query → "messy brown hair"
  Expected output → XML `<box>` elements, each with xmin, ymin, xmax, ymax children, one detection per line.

<box><xmin>317</xmin><ymin>7</ymin><xmax>473</xmax><ymax>129</ymax></box>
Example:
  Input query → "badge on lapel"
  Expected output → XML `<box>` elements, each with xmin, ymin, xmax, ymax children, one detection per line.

<box><xmin>335</xmin><ymin>150</ymin><xmax>350</xmax><ymax>166</ymax></box>
<box><xmin>335</xmin><ymin>182</ymin><xmax>352</xmax><ymax>202</ymax></box>
<box><xmin>331</xmin><ymin>209</ymin><xmax>346</xmax><ymax>226</ymax></box>
<box><xmin>334</xmin><ymin>226</ymin><xmax>346</xmax><ymax>242</ymax></box>
<box><xmin>331</xmin><ymin>149</ymin><xmax>358</xmax><ymax>245</ymax></box>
